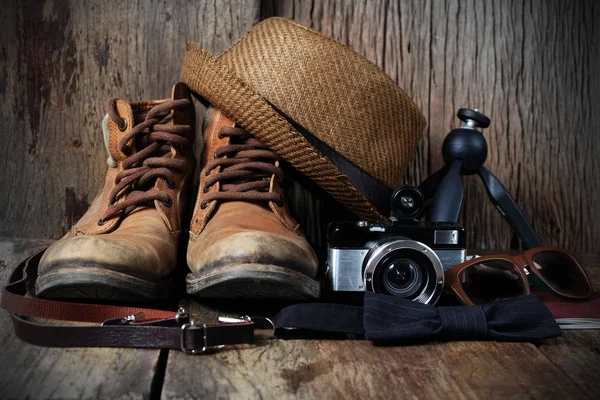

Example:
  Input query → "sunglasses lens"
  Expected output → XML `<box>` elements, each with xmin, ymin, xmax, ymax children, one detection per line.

<box><xmin>531</xmin><ymin>250</ymin><xmax>591</xmax><ymax>297</ymax></box>
<box><xmin>457</xmin><ymin>259</ymin><xmax>527</xmax><ymax>304</ymax></box>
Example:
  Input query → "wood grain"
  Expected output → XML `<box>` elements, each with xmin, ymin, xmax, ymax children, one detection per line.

<box><xmin>0</xmin><ymin>238</ymin><xmax>164</xmax><ymax>400</ymax></box>
<box><xmin>537</xmin><ymin>253</ymin><xmax>600</xmax><ymax>399</ymax></box>
<box><xmin>2</xmin><ymin>243</ymin><xmax>598</xmax><ymax>399</ymax></box>
<box><xmin>0</xmin><ymin>2</ymin><xmax>260</xmax><ymax>398</ymax></box>
<box><xmin>0</xmin><ymin>0</ymin><xmax>260</xmax><ymax>240</ymax></box>
<box><xmin>0</xmin><ymin>2</ymin><xmax>599</xmax><ymax>396</ymax></box>
<box><xmin>161</xmin><ymin>253</ymin><xmax>600</xmax><ymax>400</ymax></box>
<box><xmin>539</xmin><ymin>330</ymin><xmax>600</xmax><ymax>399</ymax></box>
<box><xmin>263</xmin><ymin>0</ymin><xmax>600</xmax><ymax>252</ymax></box>
<box><xmin>0</xmin><ymin>0</ymin><xmax>598</xmax><ymax>251</ymax></box>
<box><xmin>162</xmin><ymin>317</ymin><xmax>588</xmax><ymax>399</ymax></box>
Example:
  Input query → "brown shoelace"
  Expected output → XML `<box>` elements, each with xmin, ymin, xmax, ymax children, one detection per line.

<box><xmin>99</xmin><ymin>98</ymin><xmax>191</xmax><ymax>224</ymax></box>
<box><xmin>201</xmin><ymin>126</ymin><xmax>284</xmax><ymax>208</ymax></box>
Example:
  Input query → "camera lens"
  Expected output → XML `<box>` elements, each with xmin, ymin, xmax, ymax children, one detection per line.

<box><xmin>382</xmin><ymin>258</ymin><xmax>423</xmax><ymax>297</ymax></box>
<box><xmin>363</xmin><ymin>239</ymin><xmax>444</xmax><ymax>304</ymax></box>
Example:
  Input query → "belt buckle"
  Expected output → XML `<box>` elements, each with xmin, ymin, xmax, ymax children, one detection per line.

<box><xmin>218</xmin><ymin>315</ymin><xmax>275</xmax><ymax>340</ymax></box>
<box><xmin>180</xmin><ymin>321</ymin><xmax>224</xmax><ymax>354</ymax></box>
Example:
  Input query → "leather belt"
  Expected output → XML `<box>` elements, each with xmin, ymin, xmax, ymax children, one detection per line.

<box><xmin>1</xmin><ymin>249</ymin><xmax>259</xmax><ymax>353</ymax></box>
<box><xmin>10</xmin><ymin>313</ymin><xmax>254</xmax><ymax>353</ymax></box>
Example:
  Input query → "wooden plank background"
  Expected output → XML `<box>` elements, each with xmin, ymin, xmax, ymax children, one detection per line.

<box><xmin>0</xmin><ymin>0</ymin><xmax>260</xmax><ymax>238</ymax></box>
<box><xmin>0</xmin><ymin>0</ymin><xmax>598</xmax><ymax>252</ymax></box>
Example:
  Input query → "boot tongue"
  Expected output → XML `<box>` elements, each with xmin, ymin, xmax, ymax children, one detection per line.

<box><xmin>170</xmin><ymin>82</ymin><xmax>195</xmax><ymax>133</ymax></box>
<box><xmin>103</xmin><ymin>99</ymin><xmax>173</xmax><ymax>167</ymax></box>
<box><xmin>130</xmin><ymin>100</ymin><xmax>166</xmax><ymax>124</ymax></box>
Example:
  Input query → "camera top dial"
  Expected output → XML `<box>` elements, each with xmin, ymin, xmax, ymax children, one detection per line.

<box><xmin>391</xmin><ymin>185</ymin><xmax>425</xmax><ymax>220</ymax></box>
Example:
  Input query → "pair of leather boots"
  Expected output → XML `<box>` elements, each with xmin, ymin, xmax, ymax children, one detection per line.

<box><xmin>35</xmin><ymin>83</ymin><xmax>320</xmax><ymax>302</ymax></box>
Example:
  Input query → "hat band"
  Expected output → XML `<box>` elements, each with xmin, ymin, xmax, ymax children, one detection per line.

<box><xmin>270</xmin><ymin>103</ymin><xmax>394</xmax><ymax>215</ymax></box>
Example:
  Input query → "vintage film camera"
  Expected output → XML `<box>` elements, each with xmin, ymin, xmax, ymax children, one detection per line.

<box><xmin>326</xmin><ymin>185</ymin><xmax>466</xmax><ymax>304</ymax></box>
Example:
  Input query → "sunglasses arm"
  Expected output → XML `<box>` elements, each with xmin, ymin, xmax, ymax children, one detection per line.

<box><xmin>477</xmin><ymin>167</ymin><xmax>542</xmax><ymax>250</ymax></box>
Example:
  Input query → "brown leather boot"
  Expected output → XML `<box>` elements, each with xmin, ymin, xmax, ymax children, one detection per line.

<box><xmin>35</xmin><ymin>83</ymin><xmax>195</xmax><ymax>301</ymax></box>
<box><xmin>186</xmin><ymin>108</ymin><xmax>320</xmax><ymax>299</ymax></box>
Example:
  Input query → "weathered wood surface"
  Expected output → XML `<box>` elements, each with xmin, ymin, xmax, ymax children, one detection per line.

<box><xmin>0</xmin><ymin>1</ymin><xmax>259</xmax><ymax>398</ymax></box>
<box><xmin>162</xmin><ymin>339</ymin><xmax>588</xmax><ymax>399</ymax></box>
<box><xmin>161</xmin><ymin>259</ymin><xmax>600</xmax><ymax>400</ymax></box>
<box><xmin>0</xmin><ymin>238</ymin><xmax>165</xmax><ymax>400</ymax></box>
<box><xmin>263</xmin><ymin>0</ymin><xmax>600</xmax><ymax>252</ymax></box>
<box><xmin>537</xmin><ymin>253</ymin><xmax>600</xmax><ymax>399</ymax></box>
<box><xmin>0</xmin><ymin>0</ymin><xmax>260</xmax><ymax>239</ymax></box>
<box><xmin>1</xmin><ymin>0</ymin><xmax>599</xmax><ymax>395</ymax></box>
<box><xmin>1</xmin><ymin>239</ymin><xmax>599</xmax><ymax>399</ymax></box>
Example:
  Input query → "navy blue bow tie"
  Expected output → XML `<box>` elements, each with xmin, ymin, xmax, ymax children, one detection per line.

<box><xmin>275</xmin><ymin>293</ymin><xmax>562</xmax><ymax>343</ymax></box>
<box><xmin>363</xmin><ymin>293</ymin><xmax>562</xmax><ymax>342</ymax></box>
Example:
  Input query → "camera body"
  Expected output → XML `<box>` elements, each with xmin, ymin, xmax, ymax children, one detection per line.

<box><xmin>326</xmin><ymin>220</ymin><xmax>466</xmax><ymax>304</ymax></box>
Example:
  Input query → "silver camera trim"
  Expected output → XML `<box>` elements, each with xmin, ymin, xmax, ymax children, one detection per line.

<box><xmin>363</xmin><ymin>239</ymin><xmax>445</xmax><ymax>305</ymax></box>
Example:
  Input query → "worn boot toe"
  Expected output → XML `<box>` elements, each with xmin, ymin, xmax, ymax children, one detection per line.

<box><xmin>186</xmin><ymin>109</ymin><xmax>320</xmax><ymax>299</ymax></box>
<box><xmin>187</xmin><ymin>226</ymin><xmax>320</xmax><ymax>299</ymax></box>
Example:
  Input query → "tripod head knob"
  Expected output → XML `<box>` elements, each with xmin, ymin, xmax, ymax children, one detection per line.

<box><xmin>457</xmin><ymin>108</ymin><xmax>490</xmax><ymax>129</ymax></box>
<box><xmin>441</xmin><ymin>108</ymin><xmax>489</xmax><ymax>174</ymax></box>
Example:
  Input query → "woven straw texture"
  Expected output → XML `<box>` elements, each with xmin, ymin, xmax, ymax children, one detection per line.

<box><xmin>218</xmin><ymin>18</ymin><xmax>426</xmax><ymax>189</ymax></box>
<box><xmin>182</xmin><ymin>18</ymin><xmax>426</xmax><ymax>220</ymax></box>
<box><xmin>182</xmin><ymin>45</ymin><xmax>381</xmax><ymax>221</ymax></box>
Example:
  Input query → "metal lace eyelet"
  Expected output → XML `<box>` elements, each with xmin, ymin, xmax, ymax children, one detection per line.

<box><xmin>119</xmin><ymin>118</ymin><xmax>128</xmax><ymax>132</ymax></box>
<box><xmin>200</xmin><ymin>201</ymin><xmax>209</xmax><ymax>210</ymax></box>
<box><xmin>97</xmin><ymin>219</ymin><xmax>107</xmax><ymax>226</ymax></box>
<box><xmin>162</xmin><ymin>197</ymin><xmax>173</xmax><ymax>207</ymax></box>
<box><xmin>166</xmin><ymin>180</ymin><xmax>175</xmax><ymax>189</ymax></box>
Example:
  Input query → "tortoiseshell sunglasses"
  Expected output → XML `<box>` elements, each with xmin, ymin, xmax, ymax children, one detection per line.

<box><xmin>445</xmin><ymin>246</ymin><xmax>593</xmax><ymax>306</ymax></box>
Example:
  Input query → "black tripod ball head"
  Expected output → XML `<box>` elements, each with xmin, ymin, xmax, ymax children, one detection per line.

<box><xmin>441</xmin><ymin>108</ymin><xmax>490</xmax><ymax>175</ymax></box>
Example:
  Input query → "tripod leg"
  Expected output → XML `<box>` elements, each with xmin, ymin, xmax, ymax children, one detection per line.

<box><xmin>477</xmin><ymin>167</ymin><xmax>542</xmax><ymax>249</ymax></box>
<box><xmin>418</xmin><ymin>166</ymin><xmax>448</xmax><ymax>201</ymax></box>
<box><xmin>427</xmin><ymin>159</ymin><xmax>464</xmax><ymax>223</ymax></box>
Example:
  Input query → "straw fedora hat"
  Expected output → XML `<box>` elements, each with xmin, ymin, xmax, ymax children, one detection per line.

<box><xmin>182</xmin><ymin>17</ymin><xmax>426</xmax><ymax>221</ymax></box>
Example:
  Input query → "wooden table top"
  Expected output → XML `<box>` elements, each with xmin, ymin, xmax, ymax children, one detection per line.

<box><xmin>0</xmin><ymin>237</ymin><xmax>598</xmax><ymax>400</ymax></box>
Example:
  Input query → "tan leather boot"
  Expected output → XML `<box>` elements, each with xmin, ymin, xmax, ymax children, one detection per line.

<box><xmin>186</xmin><ymin>108</ymin><xmax>320</xmax><ymax>299</ymax></box>
<box><xmin>35</xmin><ymin>83</ymin><xmax>195</xmax><ymax>301</ymax></box>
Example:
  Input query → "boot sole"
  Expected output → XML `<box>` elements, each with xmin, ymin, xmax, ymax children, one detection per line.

<box><xmin>186</xmin><ymin>264</ymin><xmax>320</xmax><ymax>299</ymax></box>
<box><xmin>35</xmin><ymin>267</ymin><xmax>171</xmax><ymax>302</ymax></box>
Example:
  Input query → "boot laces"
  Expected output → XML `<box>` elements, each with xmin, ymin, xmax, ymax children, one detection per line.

<box><xmin>200</xmin><ymin>126</ymin><xmax>284</xmax><ymax>209</ymax></box>
<box><xmin>99</xmin><ymin>98</ymin><xmax>191</xmax><ymax>224</ymax></box>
